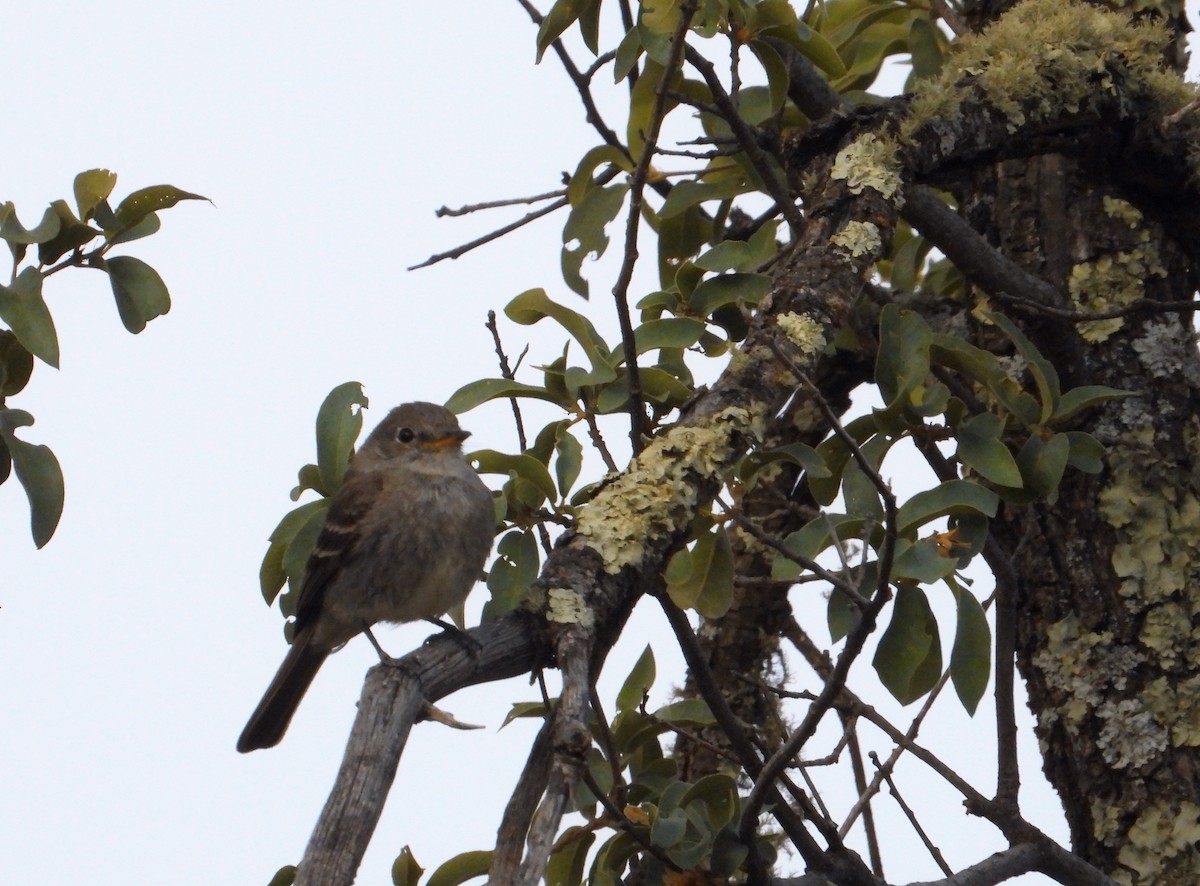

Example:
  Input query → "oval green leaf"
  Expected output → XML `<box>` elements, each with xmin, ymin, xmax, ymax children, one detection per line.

<box><xmin>105</xmin><ymin>255</ymin><xmax>170</xmax><ymax>333</ymax></box>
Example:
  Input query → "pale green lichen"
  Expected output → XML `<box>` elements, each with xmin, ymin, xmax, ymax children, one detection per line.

<box><xmin>575</xmin><ymin>407</ymin><xmax>758</xmax><ymax>573</ymax></box>
<box><xmin>1069</xmin><ymin>238</ymin><xmax>1166</xmax><ymax>342</ymax></box>
<box><xmin>1103</xmin><ymin>196</ymin><xmax>1144</xmax><ymax>228</ymax></box>
<box><xmin>830</xmin><ymin>134</ymin><xmax>903</xmax><ymax>202</ymax></box>
<box><xmin>1114</xmin><ymin>801</ymin><xmax>1200</xmax><ymax>885</ymax></box>
<box><xmin>830</xmin><ymin>220</ymin><xmax>883</xmax><ymax>261</ymax></box>
<box><xmin>776</xmin><ymin>312</ymin><xmax>827</xmax><ymax>357</ymax></box>
<box><xmin>1095</xmin><ymin>697</ymin><xmax>1168</xmax><ymax>769</ymax></box>
<box><xmin>901</xmin><ymin>0</ymin><xmax>1195</xmax><ymax>148</ymax></box>
<box><xmin>1145</xmin><ymin>676</ymin><xmax>1200</xmax><ymax>748</ymax></box>
<box><xmin>1100</xmin><ymin>424</ymin><xmax>1200</xmax><ymax>608</ymax></box>
<box><xmin>1131</xmin><ymin>319</ymin><xmax>1190</xmax><ymax>378</ymax></box>
<box><xmin>546</xmin><ymin>587</ymin><xmax>594</xmax><ymax>627</ymax></box>
<box><xmin>1032</xmin><ymin>614</ymin><xmax>1142</xmax><ymax>728</ymax></box>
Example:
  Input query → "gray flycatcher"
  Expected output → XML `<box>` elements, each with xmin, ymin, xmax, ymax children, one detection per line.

<box><xmin>237</xmin><ymin>402</ymin><xmax>495</xmax><ymax>753</ymax></box>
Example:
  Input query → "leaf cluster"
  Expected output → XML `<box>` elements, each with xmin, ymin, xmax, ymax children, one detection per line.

<box><xmin>1</xmin><ymin>169</ymin><xmax>205</xmax><ymax>547</ymax></box>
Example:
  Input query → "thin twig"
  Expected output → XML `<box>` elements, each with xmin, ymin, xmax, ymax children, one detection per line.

<box><xmin>581</xmin><ymin>408</ymin><xmax>618</xmax><ymax>473</ymax></box>
<box><xmin>871</xmin><ymin>751</ymin><xmax>954</xmax><ymax>876</ymax></box>
<box><xmin>408</xmin><ymin>196</ymin><xmax>567</xmax><ymax>270</ymax></box>
<box><xmin>610</xmin><ymin>3</ymin><xmax>700</xmax><ymax>453</ymax></box>
<box><xmin>436</xmin><ymin>189</ymin><xmax>566</xmax><ymax>217</ymax></box>
<box><xmin>683</xmin><ymin>45</ymin><xmax>804</xmax><ymax>237</ymax></box>
<box><xmin>514</xmin><ymin>0</ymin><xmax>628</xmax><ymax>153</ymax></box>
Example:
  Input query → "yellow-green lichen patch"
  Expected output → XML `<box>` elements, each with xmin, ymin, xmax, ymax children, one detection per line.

<box><xmin>830</xmin><ymin>134</ymin><xmax>903</xmax><ymax>202</ymax></box>
<box><xmin>1095</xmin><ymin>697</ymin><xmax>1168</xmax><ymax>770</ymax></box>
<box><xmin>1069</xmin><ymin>238</ymin><xmax>1166</xmax><ymax>343</ymax></box>
<box><xmin>1099</xmin><ymin>424</ymin><xmax>1200</xmax><ymax>610</ymax></box>
<box><xmin>1114</xmin><ymin>801</ymin><xmax>1200</xmax><ymax>885</ymax></box>
<box><xmin>902</xmin><ymin>0</ymin><xmax>1194</xmax><ymax>142</ymax></box>
<box><xmin>776</xmin><ymin>312</ymin><xmax>827</xmax><ymax>358</ymax></box>
<box><xmin>1103</xmin><ymin>196</ymin><xmax>1144</xmax><ymax>228</ymax></box>
<box><xmin>830</xmin><ymin>221</ymin><xmax>883</xmax><ymax>261</ymax></box>
<box><xmin>575</xmin><ymin>408</ymin><xmax>757</xmax><ymax>573</ymax></box>
<box><xmin>546</xmin><ymin>587</ymin><xmax>594</xmax><ymax>627</ymax></box>
<box><xmin>1032</xmin><ymin>614</ymin><xmax>1143</xmax><ymax>728</ymax></box>
<box><xmin>1138</xmin><ymin>600</ymin><xmax>1194</xmax><ymax>669</ymax></box>
<box><xmin>1144</xmin><ymin>675</ymin><xmax>1200</xmax><ymax>748</ymax></box>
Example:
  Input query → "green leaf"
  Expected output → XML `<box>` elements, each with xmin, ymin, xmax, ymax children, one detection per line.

<box><xmin>73</xmin><ymin>169</ymin><xmax>118</xmax><ymax>221</ymax></box>
<box><xmin>664</xmin><ymin>525</ymin><xmax>735</xmax><ymax>618</ymax></box>
<box><xmin>896</xmin><ymin>479</ymin><xmax>999</xmax><ymax>534</ymax></box>
<box><xmin>545</xmin><ymin>827</ymin><xmax>595</xmax><ymax>886</ymax></box>
<box><xmin>763</xmin><ymin>21</ymin><xmax>846</xmax><ymax>77</ymax></box>
<box><xmin>680</xmin><ymin>773</ymin><xmax>740</xmax><ymax>829</ymax></box>
<box><xmin>956</xmin><ymin>412</ymin><xmax>1022</xmax><ymax>487</ymax></box>
<box><xmin>659</xmin><ymin>177</ymin><xmax>750</xmax><ymax>220</ymax></box>
<box><xmin>1015</xmin><ymin>431</ymin><xmax>1070</xmax><ymax>499</ymax></box>
<box><xmin>501</xmin><ymin>700</ymin><xmax>550</xmax><ymax>729</ymax></box>
<box><xmin>426</xmin><ymin>850</ymin><xmax>494</xmax><ymax>886</ymax></box>
<box><xmin>688</xmin><ymin>273</ymin><xmax>771</xmax><ymax>318</ymax></box>
<box><xmin>506</xmin><ymin>289</ymin><xmax>616</xmax><ymax>385</ymax></box>
<box><xmin>0</xmin><ymin>204</ymin><xmax>61</xmax><ymax>245</ymax></box>
<box><xmin>738</xmin><ymin>441</ymin><xmax>831</xmax><ymax>487</ymax></box>
<box><xmin>1053</xmin><ymin>384</ymin><xmax>1132</xmax><ymax>423</ymax></box>
<box><xmin>535</xmin><ymin>0</ymin><xmax>599</xmax><ymax>62</ymax></box>
<box><xmin>392</xmin><ymin>846</ymin><xmax>424</xmax><ymax>886</ymax></box>
<box><xmin>105</xmin><ymin>256</ymin><xmax>171</xmax><ymax>333</ymax></box>
<box><xmin>445</xmin><ymin>378</ymin><xmax>568</xmax><ymax>413</ymax></box>
<box><xmin>653</xmin><ymin>698</ymin><xmax>716</xmax><ymax>726</ymax></box>
<box><xmin>259</xmin><ymin>540</ymin><xmax>287</xmax><ymax>605</ymax></box>
<box><xmin>807</xmin><ymin>414</ymin><xmax>878</xmax><ymax>506</ymax></box>
<box><xmin>273</xmin><ymin>502</ymin><xmax>329</xmax><ymax>608</ymax></box>
<box><xmin>265</xmin><ymin>866</ymin><xmax>297</xmax><ymax>886</ymax></box>
<box><xmin>1064</xmin><ymin>430</ymin><xmax>1106</xmax><ymax>474</ymax></box>
<box><xmin>949</xmin><ymin>581</ymin><xmax>991</xmax><ymax>715</ymax></box>
<box><xmin>555</xmin><ymin>430</ymin><xmax>583</xmax><ymax>497</ymax></box>
<box><xmin>109</xmin><ymin>211</ymin><xmax>161</xmax><ymax>246</ymax></box>
<box><xmin>561</xmin><ymin>182</ymin><xmax>628</xmax><ymax>297</ymax></box>
<box><xmin>876</xmin><ymin>304</ymin><xmax>932</xmax><ymax>410</ymax></box>
<box><xmin>828</xmin><ymin>587</ymin><xmax>858</xmax><ymax>642</ymax></box>
<box><xmin>315</xmin><ymin>381</ymin><xmax>368</xmax><ymax>494</ymax></box>
<box><xmin>613</xmin><ymin>26</ymin><xmax>644</xmax><ymax>81</ymax></box>
<box><xmin>37</xmin><ymin>200</ymin><xmax>98</xmax><ymax>265</ymax></box>
<box><xmin>890</xmin><ymin>538</ymin><xmax>960</xmax><ymax>583</ymax></box>
<box><xmin>0</xmin><ymin>330</ymin><xmax>34</xmax><ymax>396</ymax></box>
<box><xmin>983</xmin><ymin>311</ymin><xmax>1060</xmax><ymax>423</ymax></box>
<box><xmin>0</xmin><ymin>267</ymin><xmax>59</xmax><ymax>367</ymax></box>
<box><xmin>747</xmin><ymin>40</ymin><xmax>788</xmax><ymax>115</ymax></box>
<box><xmin>471</xmin><ymin>449</ymin><xmax>558</xmax><ymax>504</ymax></box>
<box><xmin>567</xmin><ymin>144</ymin><xmax>635</xmax><ymax>206</ymax></box>
<box><xmin>617</xmin><ymin>645</ymin><xmax>656</xmax><ymax>712</ymax></box>
<box><xmin>651</xmin><ymin>808</ymin><xmax>688</xmax><ymax>848</ymax></box>
<box><xmin>632</xmin><ymin>317</ymin><xmax>705</xmax><ymax>353</ymax></box>
<box><xmin>0</xmin><ymin>409</ymin><xmax>64</xmax><ymax>548</ymax></box>
<box><xmin>108</xmin><ymin>184</ymin><xmax>207</xmax><ymax>235</ymax></box>
<box><xmin>772</xmin><ymin>513</ymin><xmax>867</xmax><ymax>580</ymax></box>
<box><xmin>873</xmin><ymin>584</ymin><xmax>942</xmax><ymax>705</ymax></box>
<box><xmin>484</xmin><ymin>529</ymin><xmax>540</xmax><ymax>621</ymax></box>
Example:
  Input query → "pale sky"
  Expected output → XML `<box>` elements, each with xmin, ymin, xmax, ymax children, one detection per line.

<box><xmin>4</xmin><ymin>3</ymin><xmax>1198</xmax><ymax>884</ymax></box>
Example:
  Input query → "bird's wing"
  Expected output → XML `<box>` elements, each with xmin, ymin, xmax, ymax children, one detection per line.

<box><xmin>293</xmin><ymin>470</ymin><xmax>384</xmax><ymax>632</ymax></box>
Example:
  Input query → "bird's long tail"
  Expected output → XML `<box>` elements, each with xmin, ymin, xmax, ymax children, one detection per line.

<box><xmin>237</xmin><ymin>634</ymin><xmax>329</xmax><ymax>753</ymax></box>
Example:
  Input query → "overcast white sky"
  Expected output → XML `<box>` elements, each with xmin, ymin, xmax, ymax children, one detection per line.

<box><xmin>3</xmin><ymin>3</ymin><xmax>1198</xmax><ymax>885</ymax></box>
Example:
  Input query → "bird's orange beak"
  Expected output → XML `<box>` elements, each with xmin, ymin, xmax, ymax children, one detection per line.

<box><xmin>424</xmin><ymin>429</ymin><xmax>470</xmax><ymax>449</ymax></box>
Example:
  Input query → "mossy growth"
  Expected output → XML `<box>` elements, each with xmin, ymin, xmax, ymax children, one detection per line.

<box><xmin>901</xmin><ymin>0</ymin><xmax>1196</xmax><ymax>143</ymax></box>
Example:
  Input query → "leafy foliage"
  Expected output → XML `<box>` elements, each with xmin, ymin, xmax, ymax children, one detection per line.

<box><xmin>0</xmin><ymin>169</ymin><xmax>205</xmax><ymax>546</ymax></box>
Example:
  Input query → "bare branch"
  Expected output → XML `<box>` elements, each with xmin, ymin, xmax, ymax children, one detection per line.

<box><xmin>408</xmin><ymin>196</ymin><xmax>568</xmax><ymax>270</ymax></box>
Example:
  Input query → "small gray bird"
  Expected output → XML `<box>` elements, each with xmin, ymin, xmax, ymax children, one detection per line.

<box><xmin>237</xmin><ymin>402</ymin><xmax>495</xmax><ymax>753</ymax></box>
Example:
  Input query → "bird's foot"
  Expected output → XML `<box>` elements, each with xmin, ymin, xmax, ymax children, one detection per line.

<box><xmin>423</xmin><ymin>617</ymin><xmax>482</xmax><ymax>656</ymax></box>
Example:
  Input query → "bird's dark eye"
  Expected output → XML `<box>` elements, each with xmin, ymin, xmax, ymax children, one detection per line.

<box><xmin>396</xmin><ymin>427</ymin><xmax>416</xmax><ymax>443</ymax></box>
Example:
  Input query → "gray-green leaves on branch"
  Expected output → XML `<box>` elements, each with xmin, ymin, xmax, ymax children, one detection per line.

<box><xmin>0</xmin><ymin>169</ymin><xmax>206</xmax><ymax>547</ymax></box>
